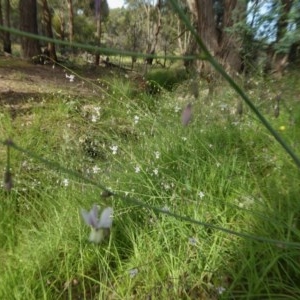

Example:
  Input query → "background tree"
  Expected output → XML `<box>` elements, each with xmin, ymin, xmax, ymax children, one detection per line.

<box><xmin>41</xmin><ymin>0</ymin><xmax>57</xmax><ymax>61</ymax></box>
<box><xmin>0</xmin><ymin>0</ymin><xmax>12</xmax><ymax>53</ymax></box>
<box><xmin>66</xmin><ymin>0</ymin><xmax>74</xmax><ymax>43</ymax></box>
<box><xmin>19</xmin><ymin>0</ymin><xmax>41</xmax><ymax>58</ymax></box>
<box><xmin>185</xmin><ymin>0</ymin><xmax>247</xmax><ymax>75</ymax></box>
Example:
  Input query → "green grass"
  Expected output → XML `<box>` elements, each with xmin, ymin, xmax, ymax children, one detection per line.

<box><xmin>1</xmin><ymin>65</ymin><xmax>300</xmax><ymax>299</ymax></box>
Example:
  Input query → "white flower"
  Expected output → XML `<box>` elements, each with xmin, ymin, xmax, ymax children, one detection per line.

<box><xmin>128</xmin><ymin>268</ymin><xmax>138</xmax><ymax>278</ymax></box>
<box><xmin>134</xmin><ymin>166</ymin><xmax>141</xmax><ymax>173</ymax></box>
<box><xmin>198</xmin><ymin>191</ymin><xmax>205</xmax><ymax>199</ymax></box>
<box><xmin>162</xmin><ymin>183</ymin><xmax>170</xmax><ymax>190</ymax></box>
<box><xmin>153</xmin><ymin>168</ymin><xmax>158</xmax><ymax>176</ymax></box>
<box><xmin>161</xmin><ymin>205</ymin><xmax>170</xmax><ymax>212</ymax></box>
<box><xmin>219</xmin><ymin>103</ymin><xmax>228</xmax><ymax>111</ymax></box>
<box><xmin>154</xmin><ymin>151</ymin><xmax>160</xmax><ymax>159</ymax></box>
<box><xmin>134</xmin><ymin>115</ymin><xmax>139</xmax><ymax>124</ymax></box>
<box><xmin>65</xmin><ymin>74</ymin><xmax>75</xmax><ymax>82</ymax></box>
<box><xmin>216</xmin><ymin>286</ymin><xmax>226</xmax><ymax>295</ymax></box>
<box><xmin>62</xmin><ymin>178</ymin><xmax>69</xmax><ymax>186</ymax></box>
<box><xmin>92</xmin><ymin>165</ymin><xmax>100</xmax><ymax>174</ymax></box>
<box><xmin>181</xmin><ymin>137</ymin><xmax>187</xmax><ymax>141</ymax></box>
<box><xmin>94</xmin><ymin>106</ymin><xmax>101</xmax><ymax>115</ymax></box>
<box><xmin>188</xmin><ymin>237</ymin><xmax>197</xmax><ymax>245</ymax></box>
<box><xmin>174</xmin><ymin>105</ymin><xmax>181</xmax><ymax>113</ymax></box>
<box><xmin>91</xmin><ymin>115</ymin><xmax>99</xmax><ymax>122</ymax></box>
<box><xmin>110</xmin><ymin>145</ymin><xmax>118</xmax><ymax>155</ymax></box>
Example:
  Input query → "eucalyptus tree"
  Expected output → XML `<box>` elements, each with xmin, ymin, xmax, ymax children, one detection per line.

<box><xmin>19</xmin><ymin>0</ymin><xmax>41</xmax><ymax>58</ymax></box>
<box><xmin>185</xmin><ymin>0</ymin><xmax>247</xmax><ymax>74</ymax></box>
<box><xmin>0</xmin><ymin>0</ymin><xmax>11</xmax><ymax>53</ymax></box>
<box><xmin>41</xmin><ymin>0</ymin><xmax>57</xmax><ymax>61</ymax></box>
<box><xmin>125</xmin><ymin>0</ymin><xmax>162</xmax><ymax>64</ymax></box>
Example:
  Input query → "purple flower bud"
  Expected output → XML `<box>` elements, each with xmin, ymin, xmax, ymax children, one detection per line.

<box><xmin>181</xmin><ymin>103</ymin><xmax>192</xmax><ymax>126</ymax></box>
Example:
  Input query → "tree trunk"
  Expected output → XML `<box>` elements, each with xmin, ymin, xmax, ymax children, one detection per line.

<box><xmin>66</xmin><ymin>0</ymin><xmax>74</xmax><ymax>43</ymax></box>
<box><xmin>0</xmin><ymin>1</ymin><xmax>3</xmax><ymax>44</ymax></box>
<box><xmin>186</xmin><ymin>0</ymin><xmax>246</xmax><ymax>75</ymax></box>
<box><xmin>19</xmin><ymin>0</ymin><xmax>41</xmax><ymax>58</ymax></box>
<box><xmin>3</xmin><ymin>0</ymin><xmax>11</xmax><ymax>53</ymax></box>
<box><xmin>95</xmin><ymin>6</ymin><xmax>101</xmax><ymax>65</ymax></box>
<box><xmin>218</xmin><ymin>0</ymin><xmax>246</xmax><ymax>73</ymax></box>
<box><xmin>41</xmin><ymin>0</ymin><xmax>57</xmax><ymax>61</ymax></box>
<box><xmin>145</xmin><ymin>0</ymin><xmax>162</xmax><ymax>65</ymax></box>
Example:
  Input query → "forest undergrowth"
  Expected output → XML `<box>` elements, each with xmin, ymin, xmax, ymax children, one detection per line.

<box><xmin>1</xmin><ymin>59</ymin><xmax>300</xmax><ymax>299</ymax></box>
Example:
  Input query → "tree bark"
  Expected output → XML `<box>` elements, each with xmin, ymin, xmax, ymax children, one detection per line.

<box><xmin>66</xmin><ymin>0</ymin><xmax>74</xmax><ymax>43</ymax></box>
<box><xmin>3</xmin><ymin>0</ymin><xmax>11</xmax><ymax>53</ymax></box>
<box><xmin>186</xmin><ymin>0</ymin><xmax>246</xmax><ymax>75</ymax></box>
<box><xmin>19</xmin><ymin>0</ymin><xmax>41</xmax><ymax>58</ymax></box>
<box><xmin>95</xmin><ymin>0</ymin><xmax>101</xmax><ymax>65</ymax></box>
<box><xmin>41</xmin><ymin>0</ymin><xmax>57</xmax><ymax>61</ymax></box>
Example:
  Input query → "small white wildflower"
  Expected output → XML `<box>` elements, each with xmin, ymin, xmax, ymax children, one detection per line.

<box><xmin>153</xmin><ymin>168</ymin><xmax>159</xmax><ymax>176</ymax></box>
<box><xmin>94</xmin><ymin>106</ymin><xmax>101</xmax><ymax>115</ymax></box>
<box><xmin>134</xmin><ymin>166</ymin><xmax>141</xmax><ymax>173</ymax></box>
<box><xmin>134</xmin><ymin>115</ymin><xmax>139</xmax><ymax>124</ymax></box>
<box><xmin>181</xmin><ymin>137</ymin><xmax>187</xmax><ymax>142</ymax></box>
<box><xmin>219</xmin><ymin>103</ymin><xmax>228</xmax><ymax>111</ymax></box>
<box><xmin>198</xmin><ymin>191</ymin><xmax>205</xmax><ymax>199</ymax></box>
<box><xmin>110</xmin><ymin>145</ymin><xmax>118</xmax><ymax>155</ymax></box>
<box><xmin>161</xmin><ymin>205</ymin><xmax>170</xmax><ymax>212</ymax></box>
<box><xmin>216</xmin><ymin>162</ymin><xmax>221</xmax><ymax>168</ymax></box>
<box><xmin>128</xmin><ymin>268</ymin><xmax>138</xmax><ymax>278</ymax></box>
<box><xmin>216</xmin><ymin>286</ymin><xmax>226</xmax><ymax>295</ymax></box>
<box><xmin>91</xmin><ymin>115</ymin><xmax>99</xmax><ymax>122</ymax></box>
<box><xmin>65</xmin><ymin>74</ymin><xmax>75</xmax><ymax>82</ymax></box>
<box><xmin>92</xmin><ymin>165</ymin><xmax>100</xmax><ymax>174</ymax></box>
<box><xmin>62</xmin><ymin>178</ymin><xmax>69</xmax><ymax>187</ymax></box>
<box><xmin>209</xmin><ymin>144</ymin><xmax>213</xmax><ymax>148</ymax></box>
<box><xmin>174</xmin><ymin>105</ymin><xmax>181</xmax><ymax>113</ymax></box>
<box><xmin>154</xmin><ymin>151</ymin><xmax>160</xmax><ymax>159</ymax></box>
<box><xmin>189</xmin><ymin>237</ymin><xmax>197</xmax><ymax>246</ymax></box>
<box><xmin>163</xmin><ymin>183</ymin><xmax>170</xmax><ymax>190</ymax></box>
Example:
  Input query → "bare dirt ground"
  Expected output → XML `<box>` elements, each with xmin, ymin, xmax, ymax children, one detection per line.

<box><xmin>0</xmin><ymin>56</ymin><xmax>107</xmax><ymax>107</ymax></box>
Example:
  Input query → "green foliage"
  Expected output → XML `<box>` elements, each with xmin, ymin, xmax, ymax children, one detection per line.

<box><xmin>146</xmin><ymin>67</ymin><xmax>188</xmax><ymax>91</ymax></box>
<box><xmin>1</xmin><ymin>60</ymin><xmax>300</xmax><ymax>298</ymax></box>
<box><xmin>73</xmin><ymin>15</ymin><xmax>96</xmax><ymax>44</ymax></box>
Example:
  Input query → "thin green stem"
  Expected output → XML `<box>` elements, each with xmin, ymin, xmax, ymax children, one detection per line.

<box><xmin>0</xmin><ymin>25</ymin><xmax>195</xmax><ymax>61</ymax></box>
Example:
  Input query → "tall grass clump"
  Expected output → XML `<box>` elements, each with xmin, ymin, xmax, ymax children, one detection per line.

<box><xmin>1</xmin><ymin>61</ymin><xmax>300</xmax><ymax>300</ymax></box>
